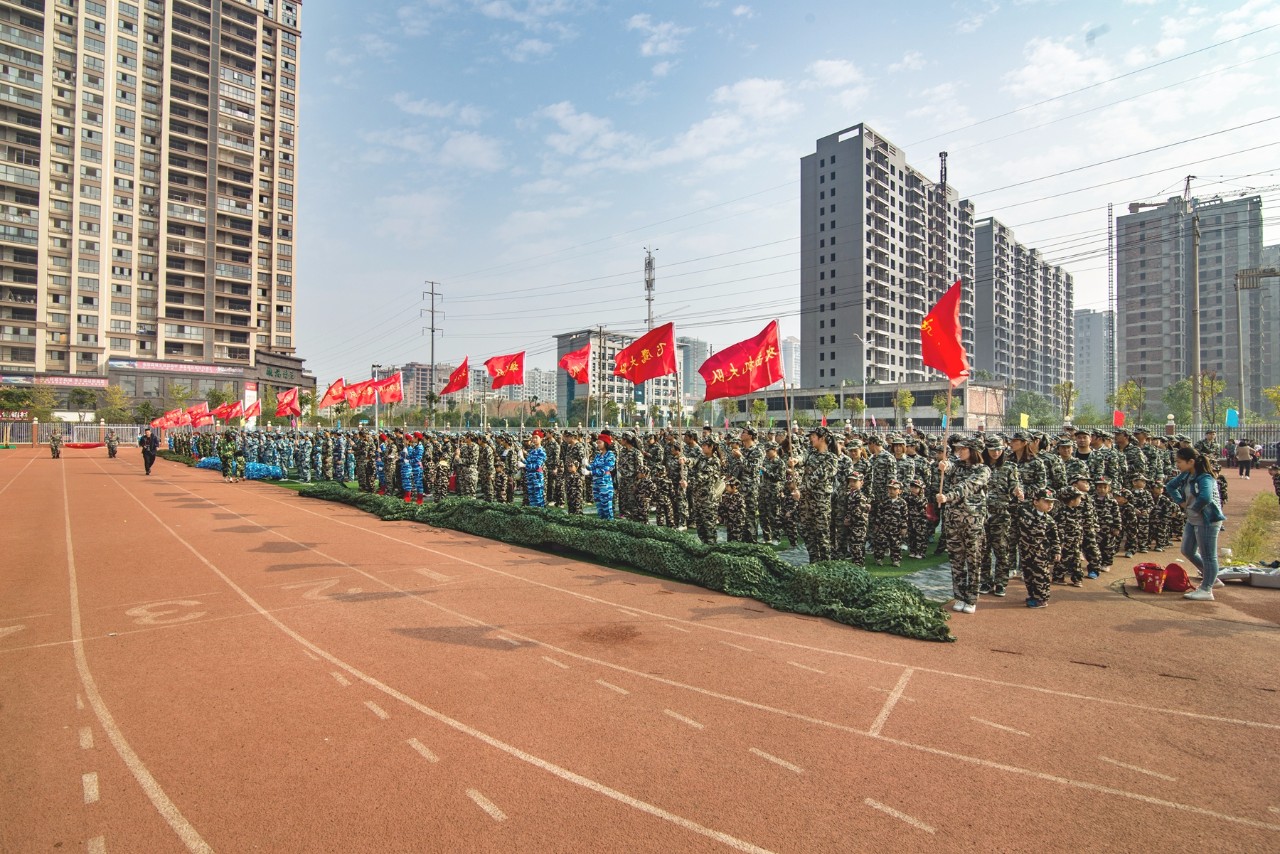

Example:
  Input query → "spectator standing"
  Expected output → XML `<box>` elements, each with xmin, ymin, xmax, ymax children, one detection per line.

<box><xmin>1235</xmin><ymin>440</ymin><xmax>1254</xmax><ymax>479</ymax></box>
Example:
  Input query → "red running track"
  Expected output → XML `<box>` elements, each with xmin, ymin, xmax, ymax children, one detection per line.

<box><xmin>1</xmin><ymin>446</ymin><xmax>1278</xmax><ymax>853</ymax></box>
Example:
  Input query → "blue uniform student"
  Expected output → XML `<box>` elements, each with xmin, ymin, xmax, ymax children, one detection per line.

<box><xmin>525</xmin><ymin>431</ymin><xmax>548</xmax><ymax>507</ymax></box>
<box><xmin>589</xmin><ymin>434</ymin><xmax>617</xmax><ymax>520</ymax></box>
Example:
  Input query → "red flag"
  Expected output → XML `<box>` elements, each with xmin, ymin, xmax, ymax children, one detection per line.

<box><xmin>318</xmin><ymin>377</ymin><xmax>346</xmax><ymax>409</ymax></box>
<box><xmin>441</xmin><ymin>359</ymin><xmax>469</xmax><ymax>395</ymax></box>
<box><xmin>193</xmin><ymin>411</ymin><xmax>215</xmax><ymax>428</ymax></box>
<box><xmin>244</xmin><ymin>400</ymin><xmax>261</xmax><ymax>418</ymax></box>
<box><xmin>342</xmin><ymin>380</ymin><xmax>367</xmax><ymax>408</ymax></box>
<box><xmin>375</xmin><ymin>372</ymin><xmax>404</xmax><ymax>404</ymax></box>
<box><xmin>186</xmin><ymin>401</ymin><xmax>209</xmax><ymax>417</ymax></box>
<box><xmin>559</xmin><ymin>343</ymin><xmax>590</xmax><ymax>385</ymax></box>
<box><xmin>227</xmin><ymin>400</ymin><xmax>244</xmax><ymax>420</ymax></box>
<box><xmin>150</xmin><ymin>417</ymin><xmax>163</xmax><ymax>428</ymax></box>
<box><xmin>177</xmin><ymin>411</ymin><xmax>192</xmax><ymax>426</ymax></box>
<box><xmin>275</xmin><ymin>387</ymin><xmax>301</xmax><ymax>417</ymax></box>
<box><xmin>613</xmin><ymin>322</ymin><xmax>677</xmax><ymax>384</ymax></box>
<box><xmin>485</xmin><ymin>352</ymin><xmax>525</xmax><ymax>390</ymax></box>
<box><xmin>920</xmin><ymin>279</ymin><xmax>970</xmax><ymax>384</ymax></box>
<box><xmin>698</xmin><ymin>321</ymin><xmax>783</xmax><ymax>402</ymax></box>
<box><xmin>1112</xmin><ymin>409</ymin><xmax>1125</xmax><ymax>427</ymax></box>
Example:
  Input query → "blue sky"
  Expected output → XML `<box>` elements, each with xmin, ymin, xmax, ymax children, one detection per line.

<box><xmin>295</xmin><ymin>0</ymin><xmax>1280</xmax><ymax>384</ymax></box>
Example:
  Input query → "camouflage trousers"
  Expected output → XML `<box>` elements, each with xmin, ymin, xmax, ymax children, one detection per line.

<box><xmin>740</xmin><ymin>486</ymin><xmax>759</xmax><ymax>542</ymax></box>
<box><xmin>565</xmin><ymin>475</ymin><xmax>585</xmax><ymax>514</ymax></box>
<box><xmin>1121</xmin><ymin>508</ymin><xmax>1149</xmax><ymax>553</ymax></box>
<box><xmin>870</xmin><ymin>517</ymin><xmax>903</xmax><ymax>566</ymax></box>
<box><xmin>779</xmin><ymin>496</ymin><xmax>800</xmax><ymax>546</ymax></box>
<box><xmin>669</xmin><ymin>482</ymin><xmax>687</xmax><ymax>527</ymax></box>
<box><xmin>800</xmin><ymin>494</ymin><xmax>833</xmax><ymax>563</ymax></box>
<box><xmin>759</xmin><ymin>489</ymin><xmax>782</xmax><ymax>541</ymax></box>
<box><xmin>692</xmin><ymin>493</ymin><xmax>719</xmax><ymax>544</ymax></box>
<box><xmin>981</xmin><ymin>508</ymin><xmax>1016</xmax><ymax>591</ymax></box>
<box><xmin>1054</xmin><ymin>535</ymin><xmax>1085</xmax><ymax>583</ymax></box>
<box><xmin>946</xmin><ymin>511</ymin><xmax>987</xmax><ymax>605</ymax></box>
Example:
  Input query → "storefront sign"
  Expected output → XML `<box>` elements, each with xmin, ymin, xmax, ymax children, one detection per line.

<box><xmin>108</xmin><ymin>359</ymin><xmax>244</xmax><ymax>376</ymax></box>
<box><xmin>34</xmin><ymin>376</ymin><xmax>109</xmax><ymax>388</ymax></box>
<box><xmin>0</xmin><ymin>410</ymin><xmax>29</xmax><ymax>420</ymax></box>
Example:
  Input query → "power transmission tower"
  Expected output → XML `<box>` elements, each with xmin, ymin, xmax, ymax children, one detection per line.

<box><xmin>421</xmin><ymin>281</ymin><xmax>441</xmax><ymax>428</ymax></box>
<box><xmin>1107</xmin><ymin>203</ymin><xmax>1115</xmax><ymax>403</ymax></box>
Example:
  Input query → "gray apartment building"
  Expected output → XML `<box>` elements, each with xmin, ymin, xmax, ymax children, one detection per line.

<box><xmin>677</xmin><ymin>334</ymin><xmax>709</xmax><ymax>404</ymax></box>
<box><xmin>1116</xmin><ymin>195</ymin><xmax>1263</xmax><ymax>414</ymax></box>
<box><xmin>1073</xmin><ymin>308</ymin><xmax>1110</xmax><ymax>413</ymax></box>
<box><xmin>0</xmin><ymin>0</ymin><xmax>302</xmax><ymax>391</ymax></box>
<box><xmin>973</xmin><ymin>217</ymin><xmax>1073</xmax><ymax>398</ymax></box>
<box><xmin>554</xmin><ymin>328</ymin><xmax>683</xmax><ymax>425</ymax></box>
<box><xmin>799</xmin><ymin>123</ymin><xmax>975</xmax><ymax>389</ymax></box>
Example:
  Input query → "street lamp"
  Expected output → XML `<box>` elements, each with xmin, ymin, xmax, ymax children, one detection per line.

<box><xmin>371</xmin><ymin>363</ymin><xmax>382</xmax><ymax>430</ymax></box>
<box><xmin>851</xmin><ymin>333</ymin><xmax>869</xmax><ymax>428</ymax></box>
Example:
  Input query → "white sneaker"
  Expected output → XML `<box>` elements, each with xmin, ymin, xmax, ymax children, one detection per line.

<box><xmin>1183</xmin><ymin>588</ymin><xmax>1215</xmax><ymax>601</ymax></box>
<box><xmin>1212</xmin><ymin>578</ymin><xmax>1225</xmax><ymax>588</ymax></box>
<box><xmin>952</xmin><ymin>600</ymin><xmax>966</xmax><ymax>612</ymax></box>
<box><xmin>961</xmin><ymin>603</ymin><xmax>976</xmax><ymax>614</ymax></box>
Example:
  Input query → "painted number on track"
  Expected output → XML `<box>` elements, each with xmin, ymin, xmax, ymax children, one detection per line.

<box><xmin>125</xmin><ymin>600</ymin><xmax>207</xmax><ymax>626</ymax></box>
<box><xmin>281</xmin><ymin>578</ymin><xmax>340</xmax><ymax>601</ymax></box>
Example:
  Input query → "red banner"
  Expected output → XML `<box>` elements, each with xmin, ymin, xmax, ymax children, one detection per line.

<box><xmin>1112</xmin><ymin>409</ymin><xmax>1125</xmax><ymax>427</ymax></box>
<box><xmin>193</xmin><ymin>411</ymin><xmax>215</xmax><ymax>428</ymax></box>
<box><xmin>212</xmin><ymin>402</ymin><xmax>234</xmax><ymax>420</ymax></box>
<box><xmin>921</xmin><ymin>279</ymin><xmax>970</xmax><ymax>385</ymax></box>
<box><xmin>243</xmin><ymin>400</ymin><xmax>261</xmax><ymax>418</ymax></box>
<box><xmin>558</xmin><ymin>343</ymin><xmax>590</xmax><ymax>385</ymax></box>
<box><xmin>375</xmin><ymin>372</ymin><xmax>404</xmax><ymax>404</ymax></box>
<box><xmin>318</xmin><ymin>377</ymin><xmax>345</xmax><ymax>409</ymax></box>
<box><xmin>441</xmin><ymin>359</ymin><xmax>469</xmax><ymax>395</ymax></box>
<box><xmin>227</xmin><ymin>400</ymin><xmax>244</xmax><ymax>420</ymax></box>
<box><xmin>186</xmin><ymin>401</ymin><xmax>209</xmax><ymax>417</ymax></box>
<box><xmin>275</xmin><ymin>387</ymin><xmax>301</xmax><ymax>417</ymax></box>
<box><xmin>485</xmin><ymin>352</ymin><xmax>525</xmax><ymax>390</ymax></box>
<box><xmin>613</xmin><ymin>322</ymin><xmax>677</xmax><ymax>384</ymax></box>
<box><xmin>698</xmin><ymin>320</ymin><xmax>783</xmax><ymax>402</ymax></box>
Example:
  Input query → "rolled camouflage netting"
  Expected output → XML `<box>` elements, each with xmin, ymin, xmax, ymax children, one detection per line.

<box><xmin>298</xmin><ymin>482</ymin><xmax>953</xmax><ymax>642</ymax></box>
<box><xmin>196</xmin><ymin>457</ymin><xmax>222</xmax><ymax>469</ymax></box>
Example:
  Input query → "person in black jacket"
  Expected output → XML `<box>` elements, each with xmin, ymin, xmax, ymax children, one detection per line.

<box><xmin>138</xmin><ymin>427</ymin><xmax>159</xmax><ymax>475</ymax></box>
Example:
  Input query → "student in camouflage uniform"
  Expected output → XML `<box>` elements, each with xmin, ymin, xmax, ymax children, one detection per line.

<box><xmin>629</xmin><ymin>467</ymin><xmax>655</xmax><ymax>524</ymax></box>
<box><xmin>690</xmin><ymin>436</ymin><xmax>724</xmax><ymax>544</ymax></box>
<box><xmin>865</xmin><ymin>435</ymin><xmax>896</xmax><ymax>506</ymax></box>
<box><xmin>1120</xmin><ymin>473</ymin><xmax>1153</xmax><ymax>556</ymax></box>
<box><xmin>1068</xmin><ymin>473</ymin><xmax>1103</xmax><ymax>577</ymax></box>
<box><xmin>937</xmin><ymin>436</ymin><xmax>992</xmax><ymax>613</ymax></box>
<box><xmin>1151</xmin><ymin>482</ymin><xmax>1177</xmax><ymax>551</ymax></box>
<box><xmin>1092</xmin><ymin>477</ymin><xmax>1122</xmax><ymax>571</ymax></box>
<box><xmin>779</xmin><ymin>456</ymin><xmax>801</xmax><ymax>548</ymax></box>
<box><xmin>980</xmin><ymin>435</ymin><xmax>1022</xmax><ymax>596</ymax></box>
<box><xmin>797</xmin><ymin>427</ymin><xmax>839</xmax><ymax>563</ymax></box>
<box><xmin>719</xmin><ymin>478</ymin><xmax>748</xmax><ymax>542</ymax></box>
<box><xmin>562</xmin><ymin>433</ymin><xmax>586</xmax><ymax>514</ymax></box>
<box><xmin>872</xmin><ymin>479</ymin><xmax>908</xmax><ymax>567</ymax></box>
<box><xmin>1136</xmin><ymin>428</ymin><xmax>1168</xmax><ymax>486</ymax></box>
<box><xmin>543</xmin><ymin>431</ymin><xmax>561</xmax><ymax>508</ymax></box>
<box><xmin>841</xmin><ymin>471</ymin><xmax>872</xmax><ymax>564</ymax></box>
<box><xmin>1050</xmin><ymin>439</ymin><xmax>1076</xmax><ymax>489</ymax></box>
<box><xmin>650</xmin><ymin>455</ymin><xmax>676</xmax><ymax>527</ymax></box>
<box><xmin>662</xmin><ymin>434</ymin><xmax>687</xmax><ymax>529</ymax></box>
<box><xmin>904</xmin><ymin>478</ymin><xmax>932</xmax><ymax>560</ymax></box>
<box><xmin>759</xmin><ymin>443</ymin><xmax>786</xmax><ymax>543</ymax></box>
<box><xmin>1053</xmin><ymin>487</ymin><xmax>1087</xmax><ymax>585</ymax></box>
<box><xmin>728</xmin><ymin>428</ymin><xmax>763</xmax><ymax>542</ymax></box>
<box><xmin>297</xmin><ymin>432</ymin><xmax>313</xmax><ymax>483</ymax></box>
<box><xmin>455</xmin><ymin>434</ymin><xmax>479</xmax><ymax>498</ymax></box>
<box><xmin>1020</xmin><ymin>488</ymin><xmax>1060</xmax><ymax>608</ymax></box>
<box><xmin>829</xmin><ymin>436</ymin><xmax>855</xmax><ymax>556</ymax></box>
<box><xmin>616</xmin><ymin>433</ymin><xmax>647</xmax><ymax>522</ymax></box>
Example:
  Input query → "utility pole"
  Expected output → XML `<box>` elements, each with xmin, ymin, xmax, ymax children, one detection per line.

<box><xmin>1185</xmin><ymin>175</ymin><xmax>1201</xmax><ymax>431</ymax></box>
<box><xmin>422</xmin><ymin>281</ymin><xmax>441</xmax><ymax>428</ymax></box>
<box><xmin>371</xmin><ymin>363</ymin><xmax>382</xmax><ymax>430</ymax></box>
<box><xmin>643</xmin><ymin>246</ymin><xmax>656</xmax><ymax>425</ymax></box>
<box><xmin>1106</xmin><ymin>203</ymin><xmax>1115</xmax><ymax>404</ymax></box>
<box><xmin>597</xmin><ymin>325</ymin><xmax>605</xmax><ymax>429</ymax></box>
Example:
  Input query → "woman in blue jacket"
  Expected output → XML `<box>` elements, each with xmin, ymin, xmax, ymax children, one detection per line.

<box><xmin>1166</xmin><ymin>447</ymin><xmax>1226</xmax><ymax>600</ymax></box>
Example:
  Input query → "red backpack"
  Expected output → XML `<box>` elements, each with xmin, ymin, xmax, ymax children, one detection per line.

<box><xmin>1133</xmin><ymin>563</ymin><xmax>1167</xmax><ymax>594</ymax></box>
<box><xmin>1162</xmin><ymin>562</ymin><xmax>1197</xmax><ymax>593</ymax></box>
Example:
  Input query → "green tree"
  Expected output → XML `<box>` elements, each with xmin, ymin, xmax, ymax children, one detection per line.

<box><xmin>168</xmin><ymin>382</ymin><xmax>192</xmax><ymax>412</ymax></box>
<box><xmin>1262</xmin><ymin>385</ymin><xmax>1280</xmax><ymax>418</ymax></box>
<box><xmin>1073</xmin><ymin>402</ymin><xmax>1105</xmax><ymax>426</ymax></box>
<box><xmin>648</xmin><ymin>402</ymin><xmax>661</xmax><ymax>426</ymax></box>
<box><xmin>1006</xmin><ymin>390</ymin><xmax>1057</xmax><ymax>426</ymax></box>
<box><xmin>892</xmin><ymin>389</ymin><xmax>915</xmax><ymax>427</ymax></box>
<box><xmin>299</xmin><ymin>390</ymin><xmax>316</xmax><ymax>423</ymax></box>
<box><xmin>623</xmin><ymin>398</ymin><xmax>638</xmax><ymax>425</ymax></box>
<box><xmin>749</xmin><ymin>398</ymin><xmax>767</xmax><ymax>426</ymax></box>
<box><xmin>603</xmin><ymin>400</ymin><xmax>620</xmax><ymax>425</ymax></box>
<box><xmin>813</xmin><ymin>393</ymin><xmax>837</xmax><ymax>424</ymax></box>
<box><xmin>1198</xmin><ymin>370</ymin><xmax>1229</xmax><ymax>426</ymax></box>
<box><xmin>0</xmin><ymin>386</ymin><xmax>31</xmax><ymax>411</ymax></box>
<box><xmin>68</xmin><ymin>388</ymin><xmax>99</xmax><ymax>423</ymax></box>
<box><xmin>844</xmin><ymin>395</ymin><xmax>865</xmax><ymax>425</ymax></box>
<box><xmin>96</xmin><ymin>385</ymin><xmax>132</xmax><ymax>423</ymax></box>
<box><xmin>1051</xmin><ymin>380</ymin><xmax>1079</xmax><ymax>422</ymax></box>
<box><xmin>206</xmin><ymin>387</ymin><xmax>234</xmax><ymax>409</ymax></box>
<box><xmin>1108</xmin><ymin>379</ymin><xmax>1147</xmax><ymax>426</ymax></box>
<box><xmin>132</xmin><ymin>401</ymin><xmax>162</xmax><ymax>424</ymax></box>
<box><xmin>1162</xmin><ymin>378</ymin><xmax>1193</xmax><ymax>425</ymax></box>
<box><xmin>719</xmin><ymin>397</ymin><xmax>740</xmax><ymax>424</ymax></box>
<box><xmin>28</xmin><ymin>385</ymin><xmax>57</xmax><ymax>422</ymax></box>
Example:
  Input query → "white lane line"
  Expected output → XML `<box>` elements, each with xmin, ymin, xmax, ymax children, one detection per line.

<box><xmin>864</xmin><ymin>798</ymin><xmax>935</xmax><ymax>834</ymax></box>
<box><xmin>412</xmin><ymin>567</ymin><xmax>452</xmax><ymax>582</ymax></box>
<box><xmin>867</xmin><ymin>686</ymin><xmax>915</xmax><ymax>702</ymax></box>
<box><xmin>407</xmin><ymin>738</ymin><xmax>440</xmax><ymax>763</ymax></box>
<box><xmin>971</xmin><ymin>717</ymin><xmax>1030</xmax><ymax>737</ymax></box>
<box><xmin>116</xmin><ymin>480</ymin><xmax>776</xmax><ymax>854</ymax></box>
<box><xmin>1270</xmin><ymin>806</ymin><xmax>1280</xmax><ymax>814</ymax></box>
<box><xmin>79</xmin><ymin>726</ymin><xmax>95</xmax><ymax>750</ymax></box>
<box><xmin>82</xmin><ymin>772</ymin><xmax>100</xmax><ymax>805</ymax></box>
<box><xmin>466</xmin><ymin>789</ymin><xmax>508</xmax><ymax>822</ymax></box>
<box><xmin>364</xmin><ymin>701</ymin><xmax>390</xmax><ymax>720</ymax></box>
<box><xmin>749</xmin><ymin>748</ymin><xmax>803</xmax><ymax>774</ymax></box>
<box><xmin>617</xmin><ymin>607</ymin><xmax>642</xmax><ymax>617</ymax></box>
<box><xmin>0</xmin><ymin>624</ymin><xmax>26</xmax><ymax>641</ymax></box>
<box><xmin>330</xmin><ymin>671</ymin><xmax>351</xmax><ymax>687</ymax></box>
<box><xmin>664</xmin><ymin>709</ymin><xmax>705</xmax><ymax>730</ymax></box>
<box><xmin>1099</xmin><ymin>756</ymin><xmax>1177</xmax><ymax>782</ymax></box>
<box><xmin>263</xmin><ymin>483</ymin><xmax>1280</xmax><ymax>737</ymax></box>
<box><xmin>662</xmin><ymin>623</ymin><xmax>691</xmax><ymax>633</ymax></box>
<box><xmin>541</xmin><ymin>655</ymin><xmax>569</xmax><ymax>669</ymax></box>
<box><xmin>869</xmin><ymin>669</ymin><xmax>914</xmax><ymax>737</ymax></box>
<box><xmin>61</xmin><ymin>466</ymin><xmax>212</xmax><ymax>854</ymax></box>
<box><xmin>596</xmin><ymin>679</ymin><xmax>630</xmax><ymax>695</ymax></box>
<box><xmin>87</xmin><ymin>836</ymin><xmax>105</xmax><ymax>854</ymax></box>
<box><xmin>301</xmin><ymin>649</ymin><xmax>319</xmax><ymax>661</ymax></box>
<box><xmin>787</xmin><ymin>661</ymin><xmax>825</xmax><ymax>674</ymax></box>
<box><xmin>76</xmin><ymin>694</ymin><xmax>84</xmax><ymax>711</ymax></box>
<box><xmin>719</xmin><ymin>641</ymin><xmax>753</xmax><ymax>652</ymax></box>
<box><xmin>496</xmin><ymin>636</ymin><xmax>521</xmax><ymax>645</ymax></box>
<box><xmin>0</xmin><ymin>454</ymin><xmax>35</xmax><ymax>498</ymax></box>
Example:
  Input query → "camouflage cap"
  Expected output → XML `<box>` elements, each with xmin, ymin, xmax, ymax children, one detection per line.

<box><xmin>865</xmin><ymin>433</ymin><xmax>884</xmax><ymax>446</ymax></box>
<box><xmin>984</xmin><ymin>435</ymin><xmax>1005</xmax><ymax>450</ymax></box>
<box><xmin>1058</xmin><ymin>487</ymin><xmax>1084</xmax><ymax>502</ymax></box>
<box><xmin>849</xmin><ymin>470</ymin><xmax>865</xmax><ymax>480</ymax></box>
<box><xmin>1031</xmin><ymin>487</ymin><xmax>1057</xmax><ymax>502</ymax></box>
<box><xmin>1094</xmin><ymin>476</ymin><xmax>1111</xmax><ymax>485</ymax></box>
<box><xmin>1091</xmin><ymin>429</ymin><xmax>1109</xmax><ymax>438</ymax></box>
<box><xmin>1056</xmin><ymin>439</ymin><xmax>1074</xmax><ymax>449</ymax></box>
<box><xmin>1133</xmin><ymin>426</ymin><xmax>1150</xmax><ymax>435</ymax></box>
<box><xmin>1072</xmin><ymin>472</ymin><xmax>1092</xmax><ymax>484</ymax></box>
<box><xmin>887</xmin><ymin>479</ymin><xmax>902</xmax><ymax>488</ymax></box>
<box><xmin>741</xmin><ymin>426</ymin><xmax>758</xmax><ymax>438</ymax></box>
<box><xmin>889</xmin><ymin>434</ymin><xmax>907</xmax><ymax>445</ymax></box>
<box><xmin>846</xmin><ymin>437</ymin><xmax>864</xmax><ymax>448</ymax></box>
<box><xmin>1010</xmin><ymin>431</ymin><xmax>1032</xmax><ymax>442</ymax></box>
<box><xmin>1131</xmin><ymin>472</ymin><xmax>1147</xmax><ymax>482</ymax></box>
<box><xmin>909</xmin><ymin>478</ymin><xmax>925</xmax><ymax>488</ymax></box>
<box><xmin>1073</xmin><ymin>427</ymin><xmax>1090</xmax><ymax>436</ymax></box>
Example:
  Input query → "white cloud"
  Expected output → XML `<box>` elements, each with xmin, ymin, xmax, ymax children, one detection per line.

<box><xmin>373</xmin><ymin>189</ymin><xmax>452</xmax><ymax>243</ymax></box>
<box><xmin>612</xmin><ymin>80</ymin><xmax>656</xmax><ymax>103</ymax></box>
<box><xmin>956</xmin><ymin>0</ymin><xmax>1000</xmax><ymax>34</ymax></box>
<box><xmin>710</xmin><ymin>78</ymin><xmax>801</xmax><ymax>121</ymax></box>
<box><xmin>652</xmin><ymin>60</ymin><xmax>676</xmax><ymax>78</ymax></box>
<box><xmin>805</xmin><ymin>59</ymin><xmax>865</xmax><ymax>89</ymax></box>
<box><xmin>506</xmin><ymin>37</ymin><xmax>554</xmax><ymax>61</ymax></box>
<box><xmin>518</xmin><ymin>178</ymin><xmax>571</xmax><ymax>194</ymax></box>
<box><xmin>396</xmin><ymin>0</ymin><xmax>456</xmax><ymax>36</ymax></box>
<box><xmin>626</xmin><ymin>13</ymin><xmax>693</xmax><ymax>56</ymax></box>
<box><xmin>497</xmin><ymin>198</ymin><xmax>605</xmax><ymax>241</ymax></box>
<box><xmin>1215</xmin><ymin>0</ymin><xmax>1280</xmax><ymax>39</ymax></box>
<box><xmin>538</xmin><ymin>102</ymin><xmax>643</xmax><ymax>160</ymax></box>
<box><xmin>907</xmin><ymin>82</ymin><xmax>974</xmax><ymax>127</ymax></box>
<box><xmin>438</xmin><ymin>132</ymin><xmax>506</xmax><ymax>172</ymax></box>
<box><xmin>391</xmin><ymin>92</ymin><xmax>485</xmax><ymax>126</ymax></box>
<box><xmin>1002</xmin><ymin>37</ymin><xmax>1113</xmax><ymax>101</ymax></box>
<box><xmin>732</xmin><ymin>5</ymin><xmax>755</xmax><ymax>17</ymax></box>
<box><xmin>888</xmin><ymin>50</ymin><xmax>926</xmax><ymax>73</ymax></box>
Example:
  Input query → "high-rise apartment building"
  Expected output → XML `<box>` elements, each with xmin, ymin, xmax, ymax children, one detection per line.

<box><xmin>780</xmin><ymin>334</ymin><xmax>799</xmax><ymax>386</ymax></box>
<box><xmin>799</xmin><ymin>123</ymin><xmax>975</xmax><ymax>389</ymax></box>
<box><xmin>554</xmin><ymin>328</ymin><xmax>683</xmax><ymax>425</ymax></box>
<box><xmin>973</xmin><ymin>217</ymin><xmax>1073</xmax><ymax>397</ymax></box>
<box><xmin>677</xmin><ymin>334</ymin><xmax>709</xmax><ymax>403</ymax></box>
<box><xmin>1116</xmin><ymin>195</ymin><xmax>1263</xmax><ymax>413</ymax></box>
<box><xmin>0</xmin><ymin>0</ymin><xmax>302</xmax><ymax>378</ymax></box>
<box><xmin>1073</xmin><ymin>308</ymin><xmax>1110</xmax><ymax>412</ymax></box>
